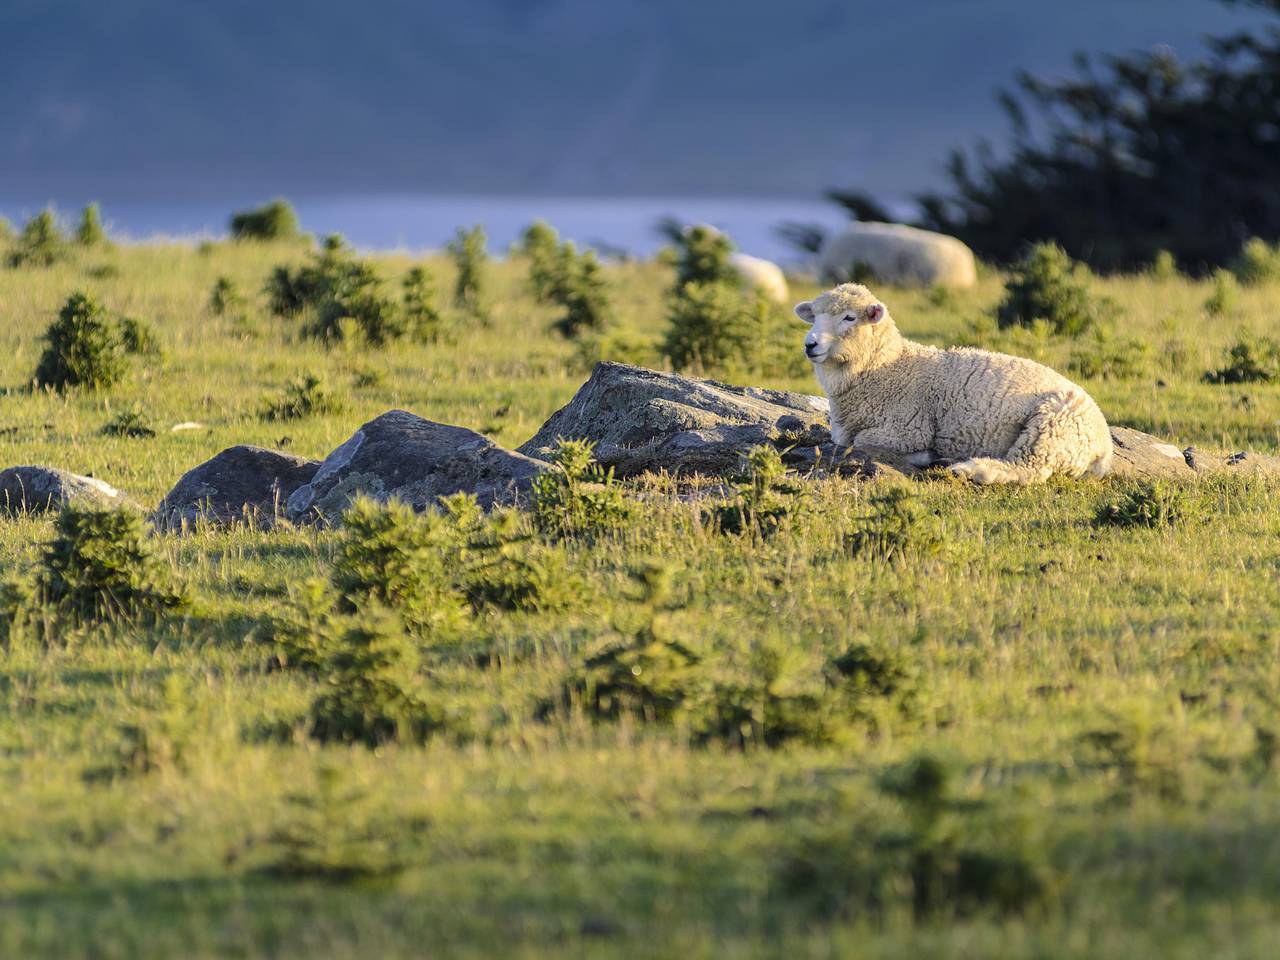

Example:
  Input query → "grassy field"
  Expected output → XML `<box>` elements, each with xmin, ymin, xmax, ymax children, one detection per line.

<box><xmin>1</xmin><ymin>228</ymin><xmax>1279</xmax><ymax>958</ymax></box>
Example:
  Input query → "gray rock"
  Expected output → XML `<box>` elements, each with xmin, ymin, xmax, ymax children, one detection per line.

<box><xmin>518</xmin><ymin>362</ymin><xmax>833</xmax><ymax>477</ymax></box>
<box><xmin>1183</xmin><ymin>446</ymin><xmax>1280</xmax><ymax>476</ymax></box>
<box><xmin>0</xmin><ymin>465</ymin><xmax>131</xmax><ymax>515</ymax></box>
<box><xmin>287</xmin><ymin>410</ymin><xmax>547</xmax><ymax>523</ymax></box>
<box><xmin>153</xmin><ymin>445</ymin><xmax>320</xmax><ymax>531</ymax></box>
<box><xmin>1108</xmin><ymin>427</ymin><xmax>1197</xmax><ymax>480</ymax></box>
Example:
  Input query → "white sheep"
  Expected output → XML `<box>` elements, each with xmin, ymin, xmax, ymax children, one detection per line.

<box><xmin>728</xmin><ymin>252</ymin><xmax>789</xmax><ymax>304</ymax></box>
<box><xmin>796</xmin><ymin>284</ymin><xmax>1113</xmax><ymax>484</ymax></box>
<box><xmin>818</xmin><ymin>222</ymin><xmax>977</xmax><ymax>289</ymax></box>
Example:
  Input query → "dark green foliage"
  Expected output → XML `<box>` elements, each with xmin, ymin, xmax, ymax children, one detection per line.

<box><xmin>259</xmin><ymin>373</ymin><xmax>342</xmax><ymax>421</ymax></box>
<box><xmin>1067</xmin><ymin>329</ymin><xmax>1153</xmax><ymax>381</ymax></box>
<box><xmin>307</xmin><ymin>605</ymin><xmax>436</xmax><ymax>746</ymax></box>
<box><xmin>1203</xmin><ymin>334</ymin><xmax>1280</xmax><ymax>384</ymax></box>
<box><xmin>662</xmin><ymin>281</ymin><xmax>795</xmax><ymax>373</ymax></box>
<box><xmin>229</xmin><ymin>199</ymin><xmax>300</xmax><ymax>241</ymax></box>
<box><xmin>9</xmin><ymin>209</ymin><xmax>66</xmax><ymax>268</ymax></box>
<box><xmin>1204</xmin><ymin>269</ymin><xmax>1240</xmax><ymax>318</ymax></box>
<box><xmin>119</xmin><ymin>315</ymin><xmax>159</xmax><ymax>356</ymax></box>
<box><xmin>913</xmin><ymin>7</ymin><xmax>1280</xmax><ymax>270</ymax></box>
<box><xmin>101</xmin><ymin>404</ymin><xmax>156</xmax><ymax>438</ymax></box>
<box><xmin>36</xmin><ymin>504</ymin><xmax>186</xmax><ymax>624</ymax></box>
<box><xmin>447</xmin><ymin>224</ymin><xmax>488</xmax><ymax>315</ymax></box>
<box><xmin>708</xmin><ymin>445</ymin><xmax>802</xmax><ymax>537</ymax></box>
<box><xmin>519</xmin><ymin>220</ymin><xmax>562</xmax><ymax>304</ymax></box>
<box><xmin>547</xmin><ymin>245</ymin><xmax>611</xmax><ymax>339</ymax></box>
<box><xmin>670</xmin><ymin>223</ymin><xmax>736</xmax><ymax>290</ymax></box>
<box><xmin>995</xmin><ymin>243</ymin><xmax>1100</xmax><ymax>337</ymax></box>
<box><xmin>1095</xmin><ymin>481</ymin><xmax>1191</xmax><ymax>529</ymax></box>
<box><xmin>1232</xmin><ymin>237</ymin><xmax>1280</xmax><ymax>286</ymax></box>
<box><xmin>844</xmin><ymin>488</ymin><xmax>943</xmax><ymax>563</ymax></box>
<box><xmin>401</xmin><ymin>266</ymin><xmax>444</xmax><ymax>342</ymax></box>
<box><xmin>267</xmin><ymin>236</ymin><xmax>403</xmax><ymax>344</ymax></box>
<box><xmin>209</xmin><ymin>276</ymin><xmax>246</xmax><ymax>317</ymax></box>
<box><xmin>35</xmin><ymin>292</ymin><xmax>128</xmax><ymax>390</ymax></box>
<box><xmin>74</xmin><ymin>203</ymin><xmax>109</xmax><ymax>247</ymax></box>
<box><xmin>530</xmin><ymin>439</ymin><xmax>631</xmax><ymax>541</ymax></box>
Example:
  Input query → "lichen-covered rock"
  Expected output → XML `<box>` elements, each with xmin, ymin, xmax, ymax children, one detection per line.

<box><xmin>818</xmin><ymin>222</ymin><xmax>978</xmax><ymax>289</ymax></box>
<box><xmin>1107</xmin><ymin>427</ymin><xmax>1197</xmax><ymax>479</ymax></box>
<box><xmin>517</xmin><ymin>362</ymin><xmax>832</xmax><ymax>477</ymax></box>
<box><xmin>0</xmin><ymin>465</ymin><xmax>131</xmax><ymax>515</ymax></box>
<box><xmin>287</xmin><ymin>410</ymin><xmax>547</xmax><ymax>523</ymax></box>
<box><xmin>153</xmin><ymin>445</ymin><xmax>320</xmax><ymax>531</ymax></box>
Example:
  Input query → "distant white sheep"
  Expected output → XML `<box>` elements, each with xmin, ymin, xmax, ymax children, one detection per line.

<box><xmin>818</xmin><ymin>222</ymin><xmax>977</xmax><ymax>289</ymax></box>
<box><xmin>728</xmin><ymin>252</ymin><xmax>789</xmax><ymax>304</ymax></box>
<box><xmin>796</xmin><ymin>284</ymin><xmax>1112</xmax><ymax>484</ymax></box>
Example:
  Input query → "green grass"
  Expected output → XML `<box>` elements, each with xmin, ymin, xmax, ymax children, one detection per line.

<box><xmin>1</xmin><ymin>236</ymin><xmax>1280</xmax><ymax>957</ymax></box>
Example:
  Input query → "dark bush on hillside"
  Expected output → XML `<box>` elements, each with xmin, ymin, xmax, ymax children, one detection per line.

<box><xmin>995</xmin><ymin>243</ymin><xmax>1100</xmax><ymax>336</ymax></box>
<box><xmin>547</xmin><ymin>244</ymin><xmax>611</xmax><ymax>339</ymax></box>
<box><xmin>844</xmin><ymin>488</ymin><xmax>943</xmax><ymax>563</ymax></box>
<box><xmin>1204</xmin><ymin>269</ymin><xmax>1240</xmax><ymax>318</ymax></box>
<box><xmin>259</xmin><ymin>373</ymin><xmax>342</xmax><ymax>421</ymax></box>
<box><xmin>447</xmin><ymin>224</ymin><xmax>488</xmax><ymax>315</ymax></box>
<box><xmin>708</xmin><ymin>445</ymin><xmax>803</xmax><ymax>537</ymax></box>
<box><xmin>119</xmin><ymin>316</ymin><xmax>159</xmax><ymax>356</ymax></box>
<box><xmin>36</xmin><ymin>504</ymin><xmax>186</xmax><ymax>624</ymax></box>
<box><xmin>8</xmin><ymin>210</ymin><xmax>66</xmax><ymax>268</ymax></box>
<box><xmin>102</xmin><ymin>404</ymin><xmax>156</xmax><ymax>438</ymax></box>
<box><xmin>1095</xmin><ymin>481</ymin><xmax>1192</xmax><ymax>529</ymax></box>
<box><xmin>35</xmin><ymin>292</ymin><xmax>128</xmax><ymax>390</ymax></box>
<box><xmin>670</xmin><ymin>223</ymin><xmax>736</xmax><ymax>290</ymax></box>
<box><xmin>209</xmin><ymin>276</ymin><xmax>246</xmax><ymax>317</ymax></box>
<box><xmin>75</xmin><ymin>203</ymin><xmax>110</xmax><ymax>247</ymax></box>
<box><xmin>530</xmin><ymin>439</ymin><xmax>631</xmax><ymax>541</ymax></box>
<box><xmin>230</xmin><ymin>199</ymin><xmax>300</xmax><ymax>241</ymax></box>
<box><xmin>1067</xmin><ymin>328</ymin><xmax>1152</xmax><ymax>381</ymax></box>
<box><xmin>518</xmin><ymin>220</ymin><xmax>562</xmax><ymax>304</ymax></box>
<box><xmin>1203</xmin><ymin>334</ymin><xmax>1280</xmax><ymax>384</ymax></box>
<box><xmin>401</xmin><ymin>266</ymin><xmax>444</xmax><ymax>342</ymax></box>
<box><xmin>662</xmin><ymin>281</ymin><xmax>798</xmax><ymax>374</ymax></box>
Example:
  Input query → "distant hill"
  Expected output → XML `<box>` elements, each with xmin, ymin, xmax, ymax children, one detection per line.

<box><xmin>0</xmin><ymin>0</ymin><xmax>1266</xmax><ymax>202</ymax></box>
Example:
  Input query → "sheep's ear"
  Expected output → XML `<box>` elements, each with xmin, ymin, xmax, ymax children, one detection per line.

<box><xmin>794</xmin><ymin>301</ymin><xmax>815</xmax><ymax>323</ymax></box>
<box><xmin>865</xmin><ymin>303</ymin><xmax>885</xmax><ymax>324</ymax></box>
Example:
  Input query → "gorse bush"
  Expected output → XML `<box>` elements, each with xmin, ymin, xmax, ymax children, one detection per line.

<box><xmin>119</xmin><ymin>315</ymin><xmax>159</xmax><ymax>356</ymax></box>
<box><xmin>662</xmin><ymin>281</ymin><xmax>796</xmax><ymax>374</ymax></box>
<box><xmin>265</xmin><ymin>236</ymin><xmax>403</xmax><ymax>345</ymax></box>
<box><xmin>1203</xmin><ymin>334</ymin><xmax>1280</xmax><ymax>385</ymax></box>
<box><xmin>9</xmin><ymin>209</ymin><xmax>66</xmax><ymax>268</ymax></box>
<box><xmin>401</xmin><ymin>266</ymin><xmax>444</xmax><ymax>342</ymax></box>
<box><xmin>447</xmin><ymin>224</ymin><xmax>488</xmax><ymax>316</ymax></box>
<box><xmin>1067</xmin><ymin>328</ymin><xmax>1153</xmax><ymax>381</ymax></box>
<box><xmin>74</xmin><ymin>203</ymin><xmax>109</xmax><ymax>247</ymax></box>
<box><xmin>995</xmin><ymin>242</ymin><xmax>1100</xmax><ymax>337</ymax></box>
<box><xmin>230</xmin><ymin>199</ymin><xmax>300</xmax><ymax>241</ymax></box>
<box><xmin>519</xmin><ymin>220</ymin><xmax>562</xmax><ymax>304</ymax></box>
<box><xmin>670</xmin><ymin>223</ymin><xmax>736</xmax><ymax>290</ymax></box>
<box><xmin>1095</xmin><ymin>481</ymin><xmax>1192</xmax><ymax>529</ymax></box>
<box><xmin>547</xmin><ymin>244</ymin><xmax>611</xmax><ymax>339</ymax></box>
<box><xmin>844</xmin><ymin>488</ymin><xmax>943</xmax><ymax>563</ymax></box>
<box><xmin>36</xmin><ymin>504</ymin><xmax>186</xmax><ymax>625</ymax></box>
<box><xmin>708</xmin><ymin>445</ymin><xmax>802</xmax><ymax>537</ymax></box>
<box><xmin>208</xmin><ymin>276</ymin><xmax>246</xmax><ymax>317</ymax></box>
<box><xmin>259</xmin><ymin>373</ymin><xmax>342</xmax><ymax>421</ymax></box>
<box><xmin>102</xmin><ymin>404</ymin><xmax>156</xmax><ymax>438</ymax></box>
<box><xmin>35</xmin><ymin>292</ymin><xmax>128</xmax><ymax>390</ymax></box>
<box><xmin>530</xmin><ymin>439</ymin><xmax>631</xmax><ymax>541</ymax></box>
<box><xmin>1232</xmin><ymin>237</ymin><xmax>1280</xmax><ymax>287</ymax></box>
<box><xmin>1204</xmin><ymin>269</ymin><xmax>1239</xmax><ymax>318</ymax></box>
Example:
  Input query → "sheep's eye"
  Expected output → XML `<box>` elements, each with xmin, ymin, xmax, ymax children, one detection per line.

<box><xmin>842</xmin><ymin>314</ymin><xmax>856</xmax><ymax>324</ymax></box>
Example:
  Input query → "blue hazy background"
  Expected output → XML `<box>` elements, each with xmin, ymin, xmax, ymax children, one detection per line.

<box><xmin>0</xmin><ymin>0</ymin><xmax>1266</xmax><ymax>258</ymax></box>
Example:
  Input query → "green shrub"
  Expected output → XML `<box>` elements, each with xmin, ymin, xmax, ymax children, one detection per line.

<box><xmin>844</xmin><ymin>488</ymin><xmax>943</xmax><ymax>563</ymax></box>
<box><xmin>330</xmin><ymin>496</ymin><xmax>469</xmax><ymax>635</ymax></box>
<box><xmin>74</xmin><ymin>203</ymin><xmax>110</xmax><ymax>247</ymax></box>
<box><xmin>230</xmin><ymin>199</ymin><xmax>300</xmax><ymax>241</ymax></box>
<box><xmin>570</xmin><ymin>328</ymin><xmax>661</xmax><ymax>373</ymax></box>
<box><xmin>548</xmin><ymin>244</ymin><xmax>611</xmax><ymax>338</ymax></box>
<box><xmin>518</xmin><ymin>220</ymin><xmax>563</xmax><ymax>304</ymax></box>
<box><xmin>995</xmin><ymin>242</ymin><xmax>1100</xmax><ymax>336</ymax></box>
<box><xmin>1150</xmin><ymin>249</ymin><xmax>1179</xmax><ymax>280</ymax></box>
<box><xmin>8</xmin><ymin>209</ymin><xmax>66</xmax><ymax>268</ymax></box>
<box><xmin>259</xmin><ymin>373</ymin><xmax>342</xmax><ymax>421</ymax></box>
<box><xmin>1067</xmin><ymin>328</ymin><xmax>1153</xmax><ymax>381</ymax></box>
<box><xmin>447</xmin><ymin>224</ymin><xmax>488</xmax><ymax>315</ymax></box>
<box><xmin>1232</xmin><ymin>237</ymin><xmax>1280</xmax><ymax>286</ymax></box>
<box><xmin>102</xmin><ymin>404</ymin><xmax>156</xmax><ymax>438</ymax></box>
<box><xmin>1203</xmin><ymin>334</ymin><xmax>1280</xmax><ymax>384</ymax></box>
<box><xmin>209</xmin><ymin>276</ymin><xmax>246</xmax><ymax>317</ymax></box>
<box><xmin>708</xmin><ymin>445</ymin><xmax>802</xmax><ymax>537</ymax></box>
<box><xmin>35</xmin><ymin>292</ymin><xmax>128</xmax><ymax>390</ymax></box>
<box><xmin>267</xmin><ymin>237</ymin><xmax>403</xmax><ymax>345</ymax></box>
<box><xmin>119</xmin><ymin>315</ymin><xmax>159</xmax><ymax>356</ymax></box>
<box><xmin>530</xmin><ymin>439</ymin><xmax>631</xmax><ymax>541</ymax></box>
<box><xmin>454</xmin><ymin>507</ymin><xmax>582</xmax><ymax>613</ymax></box>
<box><xmin>1204</xmin><ymin>268</ymin><xmax>1239</xmax><ymax>318</ymax></box>
<box><xmin>401</xmin><ymin>266</ymin><xmax>444</xmax><ymax>342</ymax></box>
<box><xmin>36</xmin><ymin>504</ymin><xmax>185</xmax><ymax>624</ymax></box>
<box><xmin>662</xmin><ymin>281</ymin><xmax>794</xmax><ymax>373</ymax></box>
<box><xmin>307</xmin><ymin>605</ymin><xmax>437</xmax><ymax>746</ymax></box>
<box><xmin>1095</xmin><ymin>481</ymin><xmax>1191</xmax><ymax>528</ymax></box>
<box><xmin>672</xmin><ymin>223</ymin><xmax>736</xmax><ymax>290</ymax></box>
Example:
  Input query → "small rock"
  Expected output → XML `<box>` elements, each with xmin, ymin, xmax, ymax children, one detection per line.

<box><xmin>153</xmin><ymin>445</ymin><xmax>320</xmax><ymax>531</ymax></box>
<box><xmin>288</xmin><ymin>410</ymin><xmax>547</xmax><ymax>523</ymax></box>
<box><xmin>1108</xmin><ymin>427</ymin><xmax>1198</xmax><ymax>480</ymax></box>
<box><xmin>0</xmin><ymin>465</ymin><xmax>131</xmax><ymax>515</ymax></box>
<box><xmin>170</xmin><ymin>421</ymin><xmax>206</xmax><ymax>433</ymax></box>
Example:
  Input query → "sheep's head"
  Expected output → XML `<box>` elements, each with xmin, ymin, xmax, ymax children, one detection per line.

<box><xmin>795</xmin><ymin>283</ymin><xmax>892</xmax><ymax>366</ymax></box>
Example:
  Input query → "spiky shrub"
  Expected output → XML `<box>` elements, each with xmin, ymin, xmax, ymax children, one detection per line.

<box><xmin>1203</xmin><ymin>334</ymin><xmax>1280</xmax><ymax>384</ymax></box>
<box><xmin>36</xmin><ymin>504</ymin><xmax>186</xmax><ymax>624</ymax></box>
<box><xmin>8</xmin><ymin>209</ymin><xmax>66</xmax><ymax>268</ymax></box>
<box><xmin>35</xmin><ymin>292</ymin><xmax>128</xmax><ymax>390</ymax></box>
<box><xmin>548</xmin><ymin>245</ymin><xmax>611</xmax><ymax>339</ymax></box>
<box><xmin>447</xmin><ymin>224</ymin><xmax>488</xmax><ymax>315</ymax></box>
<box><xmin>401</xmin><ymin>266</ymin><xmax>444</xmax><ymax>342</ymax></box>
<box><xmin>331</xmin><ymin>496</ymin><xmax>469</xmax><ymax>635</ymax></box>
<box><xmin>119</xmin><ymin>316</ymin><xmax>159</xmax><ymax>356</ymax></box>
<box><xmin>518</xmin><ymin>220</ymin><xmax>563</xmax><ymax>303</ymax></box>
<box><xmin>266</xmin><ymin>237</ymin><xmax>403</xmax><ymax>345</ymax></box>
<box><xmin>673</xmin><ymin>224</ymin><xmax>736</xmax><ymax>289</ymax></box>
<box><xmin>209</xmin><ymin>276</ymin><xmax>246</xmax><ymax>317</ymax></box>
<box><xmin>662</xmin><ymin>282</ymin><xmax>790</xmax><ymax>373</ymax></box>
<box><xmin>844</xmin><ymin>488</ymin><xmax>943</xmax><ymax>563</ymax></box>
<box><xmin>229</xmin><ymin>199</ymin><xmax>300</xmax><ymax>241</ymax></box>
<box><xmin>1232</xmin><ymin>237</ymin><xmax>1280</xmax><ymax>286</ymax></box>
<box><xmin>530</xmin><ymin>439</ymin><xmax>631</xmax><ymax>541</ymax></box>
<box><xmin>74</xmin><ymin>203</ymin><xmax>109</xmax><ymax>247</ymax></box>
<box><xmin>995</xmin><ymin>242</ymin><xmax>1100</xmax><ymax>336</ymax></box>
<box><xmin>1067</xmin><ymin>328</ymin><xmax>1153</xmax><ymax>381</ymax></box>
<box><xmin>101</xmin><ymin>404</ymin><xmax>156</xmax><ymax>438</ymax></box>
<box><xmin>1204</xmin><ymin>268</ymin><xmax>1239</xmax><ymax>318</ymax></box>
<box><xmin>709</xmin><ymin>445</ymin><xmax>802</xmax><ymax>536</ymax></box>
<box><xmin>307</xmin><ymin>605</ymin><xmax>436</xmax><ymax>746</ymax></box>
<box><xmin>259</xmin><ymin>373</ymin><xmax>342</xmax><ymax>421</ymax></box>
<box><xmin>1095</xmin><ymin>481</ymin><xmax>1191</xmax><ymax>528</ymax></box>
